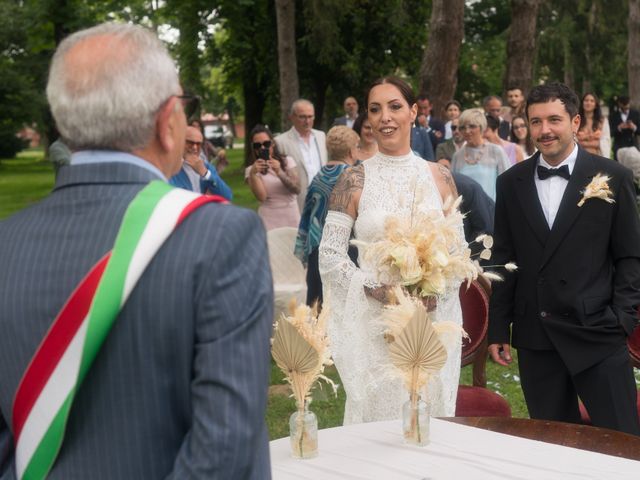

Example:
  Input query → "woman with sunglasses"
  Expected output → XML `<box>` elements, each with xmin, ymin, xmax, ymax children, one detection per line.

<box><xmin>451</xmin><ymin>109</ymin><xmax>510</xmax><ymax>201</ymax></box>
<box><xmin>245</xmin><ymin>124</ymin><xmax>301</xmax><ymax>231</ymax></box>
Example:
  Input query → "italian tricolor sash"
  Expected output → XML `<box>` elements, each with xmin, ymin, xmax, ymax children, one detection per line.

<box><xmin>12</xmin><ymin>181</ymin><xmax>226</xmax><ymax>480</ymax></box>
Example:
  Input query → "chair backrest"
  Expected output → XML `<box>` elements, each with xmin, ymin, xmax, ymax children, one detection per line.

<box><xmin>458</xmin><ymin>279</ymin><xmax>489</xmax><ymax>367</ymax></box>
<box><xmin>628</xmin><ymin>308</ymin><xmax>640</xmax><ymax>369</ymax></box>
<box><xmin>266</xmin><ymin>227</ymin><xmax>306</xmax><ymax>285</ymax></box>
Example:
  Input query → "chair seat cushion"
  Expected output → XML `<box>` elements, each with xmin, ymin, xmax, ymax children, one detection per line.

<box><xmin>455</xmin><ymin>385</ymin><xmax>512</xmax><ymax>417</ymax></box>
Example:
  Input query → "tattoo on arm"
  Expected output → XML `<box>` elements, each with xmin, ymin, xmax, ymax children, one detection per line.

<box><xmin>437</xmin><ymin>164</ymin><xmax>459</xmax><ymax>198</ymax></box>
<box><xmin>328</xmin><ymin>165</ymin><xmax>364</xmax><ymax>214</ymax></box>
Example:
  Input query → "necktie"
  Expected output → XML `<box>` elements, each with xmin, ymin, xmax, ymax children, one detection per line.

<box><xmin>537</xmin><ymin>164</ymin><xmax>570</xmax><ymax>180</ymax></box>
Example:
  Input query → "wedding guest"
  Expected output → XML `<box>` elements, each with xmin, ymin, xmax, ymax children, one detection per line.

<box><xmin>489</xmin><ymin>82</ymin><xmax>640</xmax><ymax>436</ymax></box>
<box><xmin>443</xmin><ymin>100</ymin><xmax>462</xmax><ymax>139</ymax></box>
<box><xmin>484</xmin><ymin>114</ymin><xmax>524</xmax><ymax>166</ymax></box>
<box><xmin>190</xmin><ymin>119</ymin><xmax>228</xmax><ymax>173</ymax></box>
<box><xmin>295</xmin><ymin>126</ymin><xmax>359</xmax><ymax>306</ymax></box>
<box><xmin>577</xmin><ymin>92</ymin><xmax>611</xmax><ymax>158</ymax></box>
<box><xmin>0</xmin><ymin>22</ymin><xmax>273</xmax><ymax>479</ymax></box>
<box><xmin>352</xmin><ymin>112</ymin><xmax>378</xmax><ymax>162</ymax></box>
<box><xmin>275</xmin><ymin>99</ymin><xmax>328</xmax><ymax>210</ymax></box>
<box><xmin>319</xmin><ymin>76</ymin><xmax>463</xmax><ymax>424</ymax></box>
<box><xmin>483</xmin><ymin>95</ymin><xmax>511</xmax><ymax>140</ymax></box>
<box><xmin>510</xmin><ymin>114</ymin><xmax>536</xmax><ymax>157</ymax></box>
<box><xmin>504</xmin><ymin>86</ymin><xmax>526</xmax><ymax>122</ymax></box>
<box><xmin>451</xmin><ymin>109</ymin><xmax>510</xmax><ymax>201</ymax></box>
<box><xmin>333</xmin><ymin>96</ymin><xmax>359</xmax><ymax>128</ymax></box>
<box><xmin>246</xmin><ymin>124</ymin><xmax>301</xmax><ymax>231</ymax></box>
<box><xmin>169</xmin><ymin>126</ymin><xmax>233</xmax><ymax>200</ymax></box>
<box><xmin>610</xmin><ymin>96</ymin><xmax>640</xmax><ymax>161</ymax></box>
<box><xmin>435</xmin><ymin>117</ymin><xmax>465</xmax><ymax>168</ymax></box>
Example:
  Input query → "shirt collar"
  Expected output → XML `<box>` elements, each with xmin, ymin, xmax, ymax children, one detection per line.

<box><xmin>71</xmin><ymin>150</ymin><xmax>166</xmax><ymax>180</ymax></box>
<box><xmin>539</xmin><ymin>143</ymin><xmax>579</xmax><ymax>174</ymax></box>
<box><xmin>293</xmin><ymin>128</ymin><xmax>315</xmax><ymax>142</ymax></box>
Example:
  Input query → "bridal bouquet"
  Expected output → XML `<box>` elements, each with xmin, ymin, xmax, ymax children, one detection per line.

<box><xmin>352</xmin><ymin>196</ymin><xmax>483</xmax><ymax>298</ymax></box>
<box><xmin>271</xmin><ymin>301</ymin><xmax>337</xmax><ymax>458</ymax></box>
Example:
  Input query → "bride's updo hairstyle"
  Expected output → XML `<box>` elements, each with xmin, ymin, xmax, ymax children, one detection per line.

<box><xmin>365</xmin><ymin>76</ymin><xmax>416</xmax><ymax>109</ymax></box>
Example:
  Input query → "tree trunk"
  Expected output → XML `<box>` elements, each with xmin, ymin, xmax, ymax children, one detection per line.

<box><xmin>275</xmin><ymin>0</ymin><xmax>299</xmax><ymax>131</ymax></box>
<box><xmin>419</xmin><ymin>0</ymin><xmax>464</xmax><ymax>120</ymax></box>
<box><xmin>243</xmin><ymin>66</ymin><xmax>265</xmax><ymax>166</ymax></box>
<box><xmin>503</xmin><ymin>0</ymin><xmax>541</xmax><ymax>96</ymax></box>
<box><xmin>629</xmin><ymin>0</ymin><xmax>640</xmax><ymax>109</ymax></box>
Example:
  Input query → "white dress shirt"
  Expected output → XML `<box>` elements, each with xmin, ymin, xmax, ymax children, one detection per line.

<box><xmin>534</xmin><ymin>143</ymin><xmax>578</xmax><ymax>228</ymax></box>
<box><xmin>294</xmin><ymin>129</ymin><xmax>322</xmax><ymax>185</ymax></box>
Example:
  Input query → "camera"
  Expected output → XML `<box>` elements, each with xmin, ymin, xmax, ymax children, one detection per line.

<box><xmin>257</xmin><ymin>148</ymin><xmax>270</xmax><ymax>174</ymax></box>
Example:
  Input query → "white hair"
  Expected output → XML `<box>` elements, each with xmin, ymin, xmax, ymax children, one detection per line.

<box><xmin>46</xmin><ymin>23</ymin><xmax>180</xmax><ymax>151</ymax></box>
<box><xmin>289</xmin><ymin>99</ymin><xmax>314</xmax><ymax>116</ymax></box>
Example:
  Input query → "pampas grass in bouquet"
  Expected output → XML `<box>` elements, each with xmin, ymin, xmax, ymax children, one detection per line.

<box><xmin>271</xmin><ymin>300</ymin><xmax>337</xmax><ymax>459</ymax></box>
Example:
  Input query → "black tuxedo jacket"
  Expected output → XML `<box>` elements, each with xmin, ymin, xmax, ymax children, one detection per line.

<box><xmin>609</xmin><ymin>108</ymin><xmax>640</xmax><ymax>149</ymax></box>
<box><xmin>488</xmin><ymin>148</ymin><xmax>640</xmax><ymax>374</ymax></box>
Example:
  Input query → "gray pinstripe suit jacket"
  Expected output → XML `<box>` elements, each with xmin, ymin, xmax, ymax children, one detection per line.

<box><xmin>0</xmin><ymin>161</ymin><xmax>273</xmax><ymax>479</ymax></box>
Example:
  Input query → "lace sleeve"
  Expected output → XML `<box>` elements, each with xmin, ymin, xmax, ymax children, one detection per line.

<box><xmin>319</xmin><ymin>211</ymin><xmax>380</xmax><ymax>291</ymax></box>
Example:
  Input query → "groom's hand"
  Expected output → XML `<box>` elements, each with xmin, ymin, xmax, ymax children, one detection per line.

<box><xmin>488</xmin><ymin>343</ymin><xmax>512</xmax><ymax>366</ymax></box>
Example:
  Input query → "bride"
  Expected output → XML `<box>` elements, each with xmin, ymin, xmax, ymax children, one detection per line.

<box><xmin>319</xmin><ymin>77</ymin><xmax>463</xmax><ymax>425</ymax></box>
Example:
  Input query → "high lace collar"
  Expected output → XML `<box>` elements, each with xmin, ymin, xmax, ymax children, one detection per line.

<box><xmin>374</xmin><ymin>151</ymin><xmax>415</xmax><ymax>166</ymax></box>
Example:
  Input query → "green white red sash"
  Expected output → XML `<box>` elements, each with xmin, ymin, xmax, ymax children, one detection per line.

<box><xmin>12</xmin><ymin>181</ymin><xmax>226</xmax><ymax>480</ymax></box>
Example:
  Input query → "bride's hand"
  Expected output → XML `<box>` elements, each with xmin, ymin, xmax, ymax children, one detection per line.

<box><xmin>364</xmin><ymin>285</ymin><xmax>397</xmax><ymax>305</ymax></box>
<box><xmin>421</xmin><ymin>295</ymin><xmax>438</xmax><ymax>312</ymax></box>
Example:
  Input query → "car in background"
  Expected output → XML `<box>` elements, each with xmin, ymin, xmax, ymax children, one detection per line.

<box><xmin>204</xmin><ymin>124</ymin><xmax>234</xmax><ymax>149</ymax></box>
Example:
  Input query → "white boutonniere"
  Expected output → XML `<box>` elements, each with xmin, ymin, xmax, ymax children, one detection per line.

<box><xmin>577</xmin><ymin>173</ymin><xmax>615</xmax><ymax>207</ymax></box>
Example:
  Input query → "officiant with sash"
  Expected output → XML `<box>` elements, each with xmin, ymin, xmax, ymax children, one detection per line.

<box><xmin>488</xmin><ymin>82</ymin><xmax>640</xmax><ymax>435</ymax></box>
<box><xmin>0</xmin><ymin>23</ymin><xmax>273</xmax><ymax>479</ymax></box>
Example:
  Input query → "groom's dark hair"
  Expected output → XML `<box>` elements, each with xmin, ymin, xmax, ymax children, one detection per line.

<box><xmin>525</xmin><ymin>82</ymin><xmax>579</xmax><ymax>119</ymax></box>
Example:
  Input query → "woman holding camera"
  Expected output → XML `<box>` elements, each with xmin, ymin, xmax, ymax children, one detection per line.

<box><xmin>245</xmin><ymin>124</ymin><xmax>301</xmax><ymax>230</ymax></box>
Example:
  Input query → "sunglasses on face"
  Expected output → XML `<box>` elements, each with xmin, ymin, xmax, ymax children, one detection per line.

<box><xmin>252</xmin><ymin>140</ymin><xmax>272</xmax><ymax>150</ymax></box>
<box><xmin>175</xmin><ymin>94</ymin><xmax>201</xmax><ymax>120</ymax></box>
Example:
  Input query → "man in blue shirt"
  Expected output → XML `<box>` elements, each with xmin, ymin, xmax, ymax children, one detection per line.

<box><xmin>170</xmin><ymin>126</ymin><xmax>232</xmax><ymax>200</ymax></box>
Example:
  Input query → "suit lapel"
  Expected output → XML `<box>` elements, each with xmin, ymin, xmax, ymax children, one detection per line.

<box><xmin>515</xmin><ymin>153</ymin><xmax>550</xmax><ymax>246</ymax></box>
<box><xmin>540</xmin><ymin>149</ymin><xmax>597</xmax><ymax>269</ymax></box>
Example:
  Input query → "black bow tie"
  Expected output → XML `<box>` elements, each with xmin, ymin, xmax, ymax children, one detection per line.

<box><xmin>537</xmin><ymin>164</ymin><xmax>570</xmax><ymax>180</ymax></box>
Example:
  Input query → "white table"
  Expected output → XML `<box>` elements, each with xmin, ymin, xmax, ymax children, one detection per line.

<box><xmin>270</xmin><ymin>418</ymin><xmax>640</xmax><ymax>479</ymax></box>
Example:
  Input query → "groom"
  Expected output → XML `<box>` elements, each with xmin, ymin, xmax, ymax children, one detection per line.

<box><xmin>488</xmin><ymin>82</ymin><xmax>640</xmax><ymax>435</ymax></box>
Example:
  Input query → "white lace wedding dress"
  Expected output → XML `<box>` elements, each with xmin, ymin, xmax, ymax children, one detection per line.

<box><xmin>319</xmin><ymin>151</ymin><xmax>463</xmax><ymax>425</ymax></box>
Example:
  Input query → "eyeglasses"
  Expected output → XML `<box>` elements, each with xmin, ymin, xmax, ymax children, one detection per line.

<box><xmin>252</xmin><ymin>140</ymin><xmax>272</xmax><ymax>150</ymax></box>
<box><xmin>175</xmin><ymin>94</ymin><xmax>201</xmax><ymax>120</ymax></box>
<box><xmin>185</xmin><ymin>139</ymin><xmax>202</xmax><ymax>149</ymax></box>
<box><xmin>459</xmin><ymin>124</ymin><xmax>479</xmax><ymax>132</ymax></box>
<box><xmin>295</xmin><ymin>114</ymin><xmax>315</xmax><ymax>121</ymax></box>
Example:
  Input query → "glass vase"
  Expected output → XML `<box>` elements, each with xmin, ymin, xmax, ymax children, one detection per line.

<box><xmin>289</xmin><ymin>402</ymin><xmax>318</xmax><ymax>459</ymax></box>
<box><xmin>402</xmin><ymin>394</ymin><xmax>430</xmax><ymax>446</ymax></box>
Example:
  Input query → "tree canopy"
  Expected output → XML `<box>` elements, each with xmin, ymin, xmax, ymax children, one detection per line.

<box><xmin>1</xmin><ymin>0</ymin><xmax>636</xmax><ymax>157</ymax></box>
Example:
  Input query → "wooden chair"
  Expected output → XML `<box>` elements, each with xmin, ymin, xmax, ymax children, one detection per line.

<box><xmin>579</xmin><ymin>317</ymin><xmax>640</xmax><ymax>424</ymax></box>
<box><xmin>455</xmin><ymin>279</ymin><xmax>512</xmax><ymax>417</ymax></box>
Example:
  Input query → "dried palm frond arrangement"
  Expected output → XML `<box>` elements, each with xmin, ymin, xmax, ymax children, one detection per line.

<box><xmin>271</xmin><ymin>301</ymin><xmax>337</xmax><ymax>457</ymax></box>
<box><xmin>352</xmin><ymin>196</ymin><xmax>517</xmax><ymax>295</ymax></box>
<box><xmin>383</xmin><ymin>287</ymin><xmax>465</xmax><ymax>444</ymax></box>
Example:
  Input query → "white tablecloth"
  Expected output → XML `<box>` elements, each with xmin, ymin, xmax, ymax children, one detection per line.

<box><xmin>270</xmin><ymin>418</ymin><xmax>640</xmax><ymax>479</ymax></box>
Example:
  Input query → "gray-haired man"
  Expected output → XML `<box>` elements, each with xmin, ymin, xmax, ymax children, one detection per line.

<box><xmin>0</xmin><ymin>23</ymin><xmax>272</xmax><ymax>479</ymax></box>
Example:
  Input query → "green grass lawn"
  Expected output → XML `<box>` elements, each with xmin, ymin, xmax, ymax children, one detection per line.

<box><xmin>14</xmin><ymin>147</ymin><xmax>639</xmax><ymax>442</ymax></box>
